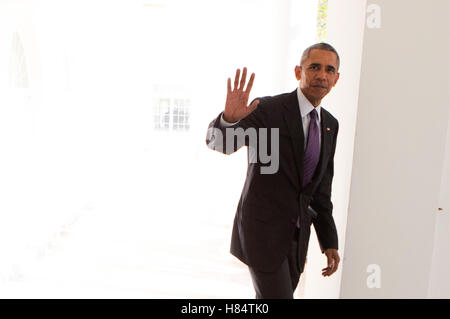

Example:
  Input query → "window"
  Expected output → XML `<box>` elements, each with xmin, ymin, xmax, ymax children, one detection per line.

<box><xmin>316</xmin><ymin>0</ymin><xmax>329</xmax><ymax>42</ymax></box>
<box><xmin>153</xmin><ymin>85</ymin><xmax>190</xmax><ymax>132</ymax></box>
<box><xmin>9</xmin><ymin>31</ymin><xmax>29</xmax><ymax>89</ymax></box>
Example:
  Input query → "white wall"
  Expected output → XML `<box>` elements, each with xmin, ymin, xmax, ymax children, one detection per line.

<box><xmin>0</xmin><ymin>0</ymin><xmax>323</xmax><ymax>297</ymax></box>
<box><xmin>340</xmin><ymin>0</ymin><xmax>450</xmax><ymax>298</ymax></box>
<box><xmin>428</xmin><ymin>105</ymin><xmax>450</xmax><ymax>298</ymax></box>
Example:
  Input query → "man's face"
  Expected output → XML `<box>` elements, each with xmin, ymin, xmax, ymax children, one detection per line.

<box><xmin>295</xmin><ymin>49</ymin><xmax>340</xmax><ymax>105</ymax></box>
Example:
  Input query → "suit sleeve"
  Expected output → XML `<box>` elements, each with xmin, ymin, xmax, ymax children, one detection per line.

<box><xmin>310</xmin><ymin>121</ymin><xmax>339</xmax><ymax>253</ymax></box>
<box><xmin>205</xmin><ymin>99</ymin><xmax>267</xmax><ymax>155</ymax></box>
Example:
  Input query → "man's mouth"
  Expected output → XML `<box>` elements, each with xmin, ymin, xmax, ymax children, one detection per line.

<box><xmin>312</xmin><ymin>84</ymin><xmax>328</xmax><ymax>89</ymax></box>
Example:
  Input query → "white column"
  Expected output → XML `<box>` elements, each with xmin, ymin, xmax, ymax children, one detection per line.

<box><xmin>303</xmin><ymin>0</ymin><xmax>367</xmax><ymax>299</ymax></box>
<box><xmin>428</xmin><ymin>103</ymin><xmax>450</xmax><ymax>298</ymax></box>
<box><xmin>340</xmin><ymin>0</ymin><xmax>450</xmax><ymax>298</ymax></box>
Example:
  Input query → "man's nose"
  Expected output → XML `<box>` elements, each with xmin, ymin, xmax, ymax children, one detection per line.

<box><xmin>316</xmin><ymin>69</ymin><xmax>328</xmax><ymax>81</ymax></box>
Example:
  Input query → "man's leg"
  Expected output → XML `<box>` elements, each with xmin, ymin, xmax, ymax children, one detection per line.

<box><xmin>248</xmin><ymin>257</ymin><xmax>293</xmax><ymax>299</ymax></box>
<box><xmin>248</xmin><ymin>228</ymin><xmax>302</xmax><ymax>299</ymax></box>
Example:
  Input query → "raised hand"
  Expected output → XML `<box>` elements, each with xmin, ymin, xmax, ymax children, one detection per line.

<box><xmin>223</xmin><ymin>67</ymin><xmax>260</xmax><ymax>123</ymax></box>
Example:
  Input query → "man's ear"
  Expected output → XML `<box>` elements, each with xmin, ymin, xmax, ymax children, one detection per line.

<box><xmin>294</xmin><ymin>65</ymin><xmax>302</xmax><ymax>81</ymax></box>
<box><xmin>333</xmin><ymin>72</ymin><xmax>340</xmax><ymax>86</ymax></box>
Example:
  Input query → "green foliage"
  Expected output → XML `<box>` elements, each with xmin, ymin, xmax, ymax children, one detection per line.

<box><xmin>316</xmin><ymin>0</ymin><xmax>328</xmax><ymax>42</ymax></box>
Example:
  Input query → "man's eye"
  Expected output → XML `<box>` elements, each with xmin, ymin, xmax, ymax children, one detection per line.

<box><xmin>309</xmin><ymin>65</ymin><xmax>319</xmax><ymax>70</ymax></box>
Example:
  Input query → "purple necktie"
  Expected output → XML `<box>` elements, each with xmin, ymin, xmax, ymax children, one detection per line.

<box><xmin>302</xmin><ymin>109</ymin><xmax>320</xmax><ymax>189</ymax></box>
<box><xmin>297</xmin><ymin>109</ymin><xmax>320</xmax><ymax>228</ymax></box>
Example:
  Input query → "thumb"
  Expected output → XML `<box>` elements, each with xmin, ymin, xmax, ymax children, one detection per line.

<box><xmin>247</xmin><ymin>99</ymin><xmax>260</xmax><ymax>114</ymax></box>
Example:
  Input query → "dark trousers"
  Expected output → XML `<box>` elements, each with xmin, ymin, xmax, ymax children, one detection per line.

<box><xmin>248</xmin><ymin>227</ymin><xmax>302</xmax><ymax>299</ymax></box>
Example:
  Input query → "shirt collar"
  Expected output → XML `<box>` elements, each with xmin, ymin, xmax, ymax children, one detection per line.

<box><xmin>297</xmin><ymin>86</ymin><xmax>321</xmax><ymax>121</ymax></box>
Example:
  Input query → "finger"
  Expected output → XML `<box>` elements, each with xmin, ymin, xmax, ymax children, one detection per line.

<box><xmin>227</xmin><ymin>78</ymin><xmax>232</xmax><ymax>94</ymax></box>
<box><xmin>245</xmin><ymin>73</ymin><xmax>256</xmax><ymax>94</ymax></box>
<box><xmin>246</xmin><ymin>99</ymin><xmax>260</xmax><ymax>114</ymax></box>
<box><xmin>234</xmin><ymin>69</ymin><xmax>240</xmax><ymax>91</ymax></box>
<box><xmin>322</xmin><ymin>267</ymin><xmax>331</xmax><ymax>276</ymax></box>
<box><xmin>239</xmin><ymin>67</ymin><xmax>247</xmax><ymax>91</ymax></box>
<box><xmin>322</xmin><ymin>265</ymin><xmax>334</xmax><ymax>276</ymax></box>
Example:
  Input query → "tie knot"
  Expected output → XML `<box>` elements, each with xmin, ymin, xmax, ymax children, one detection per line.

<box><xmin>310</xmin><ymin>109</ymin><xmax>318</xmax><ymax>120</ymax></box>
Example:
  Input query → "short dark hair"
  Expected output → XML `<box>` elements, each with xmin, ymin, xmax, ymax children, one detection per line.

<box><xmin>300</xmin><ymin>42</ymin><xmax>340</xmax><ymax>70</ymax></box>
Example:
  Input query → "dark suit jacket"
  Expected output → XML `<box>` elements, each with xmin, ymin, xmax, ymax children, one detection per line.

<box><xmin>206</xmin><ymin>89</ymin><xmax>339</xmax><ymax>273</ymax></box>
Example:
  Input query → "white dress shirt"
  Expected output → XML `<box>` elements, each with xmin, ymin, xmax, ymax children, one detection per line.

<box><xmin>297</xmin><ymin>87</ymin><xmax>322</xmax><ymax>150</ymax></box>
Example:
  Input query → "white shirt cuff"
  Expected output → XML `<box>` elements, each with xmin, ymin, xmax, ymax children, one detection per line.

<box><xmin>220</xmin><ymin>114</ymin><xmax>239</xmax><ymax>127</ymax></box>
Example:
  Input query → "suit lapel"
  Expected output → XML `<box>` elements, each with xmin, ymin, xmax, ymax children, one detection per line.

<box><xmin>282</xmin><ymin>90</ymin><xmax>304</xmax><ymax>188</ymax></box>
<box><xmin>317</xmin><ymin>108</ymin><xmax>332</xmax><ymax>177</ymax></box>
<box><xmin>283</xmin><ymin>90</ymin><xmax>334</xmax><ymax>193</ymax></box>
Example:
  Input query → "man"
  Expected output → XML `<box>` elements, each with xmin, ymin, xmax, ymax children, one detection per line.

<box><xmin>206</xmin><ymin>43</ymin><xmax>341</xmax><ymax>299</ymax></box>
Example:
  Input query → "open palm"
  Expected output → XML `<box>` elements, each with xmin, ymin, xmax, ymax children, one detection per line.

<box><xmin>223</xmin><ymin>67</ymin><xmax>259</xmax><ymax>123</ymax></box>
